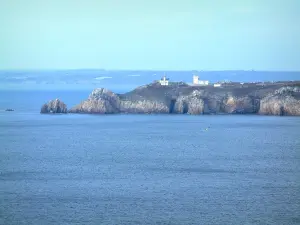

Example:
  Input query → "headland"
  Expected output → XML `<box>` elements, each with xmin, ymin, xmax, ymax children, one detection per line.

<box><xmin>41</xmin><ymin>75</ymin><xmax>300</xmax><ymax>116</ymax></box>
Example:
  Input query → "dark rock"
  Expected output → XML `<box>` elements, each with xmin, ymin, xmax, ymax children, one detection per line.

<box><xmin>5</xmin><ymin>109</ymin><xmax>14</xmax><ymax>112</ymax></box>
<box><xmin>40</xmin><ymin>99</ymin><xmax>67</xmax><ymax>114</ymax></box>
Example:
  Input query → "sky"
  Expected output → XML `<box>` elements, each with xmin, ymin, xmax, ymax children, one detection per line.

<box><xmin>0</xmin><ymin>0</ymin><xmax>300</xmax><ymax>71</ymax></box>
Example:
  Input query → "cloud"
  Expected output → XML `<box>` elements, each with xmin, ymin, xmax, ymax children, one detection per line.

<box><xmin>94</xmin><ymin>76</ymin><xmax>113</xmax><ymax>80</ymax></box>
<box><xmin>128</xmin><ymin>74</ymin><xmax>141</xmax><ymax>77</ymax></box>
<box><xmin>10</xmin><ymin>76</ymin><xmax>30</xmax><ymax>80</ymax></box>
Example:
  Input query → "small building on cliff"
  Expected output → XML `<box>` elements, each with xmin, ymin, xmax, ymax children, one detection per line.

<box><xmin>192</xmin><ymin>75</ymin><xmax>209</xmax><ymax>86</ymax></box>
<box><xmin>159</xmin><ymin>75</ymin><xmax>169</xmax><ymax>86</ymax></box>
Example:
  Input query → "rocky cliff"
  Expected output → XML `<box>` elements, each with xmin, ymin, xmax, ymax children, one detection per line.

<box><xmin>43</xmin><ymin>81</ymin><xmax>300</xmax><ymax>116</ymax></box>
<box><xmin>69</xmin><ymin>86</ymin><xmax>171</xmax><ymax>114</ymax></box>
<box><xmin>41</xmin><ymin>99</ymin><xmax>67</xmax><ymax>114</ymax></box>
<box><xmin>69</xmin><ymin>88</ymin><xmax>120</xmax><ymax>114</ymax></box>
<box><xmin>172</xmin><ymin>90</ymin><xmax>205</xmax><ymax>114</ymax></box>
<box><xmin>259</xmin><ymin>87</ymin><xmax>300</xmax><ymax>116</ymax></box>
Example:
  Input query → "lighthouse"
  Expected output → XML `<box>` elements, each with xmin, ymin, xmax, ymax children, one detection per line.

<box><xmin>159</xmin><ymin>74</ymin><xmax>169</xmax><ymax>86</ymax></box>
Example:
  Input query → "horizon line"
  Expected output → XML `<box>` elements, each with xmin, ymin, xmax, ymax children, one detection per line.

<box><xmin>1</xmin><ymin>69</ymin><xmax>300</xmax><ymax>73</ymax></box>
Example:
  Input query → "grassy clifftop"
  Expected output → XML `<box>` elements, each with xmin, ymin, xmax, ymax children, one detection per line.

<box><xmin>120</xmin><ymin>81</ymin><xmax>300</xmax><ymax>102</ymax></box>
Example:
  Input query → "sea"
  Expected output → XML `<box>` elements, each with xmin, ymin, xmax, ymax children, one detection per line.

<box><xmin>0</xmin><ymin>90</ymin><xmax>300</xmax><ymax>225</ymax></box>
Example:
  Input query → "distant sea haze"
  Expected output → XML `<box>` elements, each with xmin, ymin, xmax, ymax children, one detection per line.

<box><xmin>0</xmin><ymin>70</ymin><xmax>299</xmax><ymax>91</ymax></box>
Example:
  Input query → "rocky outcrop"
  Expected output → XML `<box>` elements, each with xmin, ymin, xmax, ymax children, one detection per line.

<box><xmin>274</xmin><ymin>86</ymin><xmax>300</xmax><ymax>95</ymax></box>
<box><xmin>69</xmin><ymin>88</ymin><xmax>120</xmax><ymax>114</ymax></box>
<box><xmin>222</xmin><ymin>95</ymin><xmax>258</xmax><ymax>114</ymax></box>
<box><xmin>69</xmin><ymin>87</ymin><xmax>171</xmax><ymax>114</ymax></box>
<box><xmin>40</xmin><ymin>99</ymin><xmax>67</xmax><ymax>114</ymax></box>
<box><xmin>172</xmin><ymin>90</ymin><xmax>205</xmax><ymax>114</ymax></box>
<box><xmin>120</xmin><ymin>100</ymin><xmax>169</xmax><ymax>114</ymax></box>
<box><xmin>259</xmin><ymin>87</ymin><xmax>300</xmax><ymax>116</ymax></box>
<box><xmin>203</xmin><ymin>97</ymin><xmax>222</xmax><ymax>114</ymax></box>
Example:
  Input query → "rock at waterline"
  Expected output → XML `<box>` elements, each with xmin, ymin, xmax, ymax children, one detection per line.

<box><xmin>259</xmin><ymin>87</ymin><xmax>300</xmax><ymax>116</ymax></box>
<box><xmin>40</xmin><ymin>99</ymin><xmax>67</xmax><ymax>114</ymax></box>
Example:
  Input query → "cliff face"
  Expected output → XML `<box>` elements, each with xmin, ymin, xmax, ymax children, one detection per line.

<box><xmin>41</xmin><ymin>99</ymin><xmax>67</xmax><ymax>114</ymax></box>
<box><xmin>44</xmin><ymin>81</ymin><xmax>300</xmax><ymax>116</ymax></box>
<box><xmin>69</xmin><ymin>88</ymin><xmax>170</xmax><ymax>114</ymax></box>
<box><xmin>172</xmin><ymin>90</ymin><xmax>205</xmax><ymax>114</ymax></box>
<box><xmin>69</xmin><ymin>88</ymin><xmax>120</xmax><ymax>114</ymax></box>
<box><xmin>120</xmin><ymin>100</ymin><xmax>169</xmax><ymax>114</ymax></box>
<box><xmin>221</xmin><ymin>95</ymin><xmax>258</xmax><ymax>114</ymax></box>
<box><xmin>259</xmin><ymin>87</ymin><xmax>300</xmax><ymax>116</ymax></box>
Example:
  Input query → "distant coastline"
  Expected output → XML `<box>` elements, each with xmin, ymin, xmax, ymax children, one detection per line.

<box><xmin>1</xmin><ymin>70</ymin><xmax>300</xmax><ymax>91</ymax></box>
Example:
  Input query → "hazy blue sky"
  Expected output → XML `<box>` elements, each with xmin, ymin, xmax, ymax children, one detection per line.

<box><xmin>1</xmin><ymin>0</ymin><xmax>299</xmax><ymax>70</ymax></box>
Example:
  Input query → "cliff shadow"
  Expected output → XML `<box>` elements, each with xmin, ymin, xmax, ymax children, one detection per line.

<box><xmin>182</xmin><ymin>102</ymin><xmax>189</xmax><ymax>114</ymax></box>
<box><xmin>169</xmin><ymin>98</ymin><xmax>176</xmax><ymax>113</ymax></box>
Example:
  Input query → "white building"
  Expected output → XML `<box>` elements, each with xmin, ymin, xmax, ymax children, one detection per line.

<box><xmin>193</xmin><ymin>75</ymin><xmax>209</xmax><ymax>86</ymax></box>
<box><xmin>159</xmin><ymin>75</ymin><xmax>169</xmax><ymax>86</ymax></box>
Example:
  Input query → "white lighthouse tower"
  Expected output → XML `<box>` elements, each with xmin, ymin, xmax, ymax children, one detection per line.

<box><xmin>159</xmin><ymin>73</ymin><xmax>169</xmax><ymax>86</ymax></box>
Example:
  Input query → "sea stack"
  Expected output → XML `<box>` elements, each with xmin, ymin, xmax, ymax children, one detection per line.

<box><xmin>40</xmin><ymin>99</ymin><xmax>68</xmax><ymax>114</ymax></box>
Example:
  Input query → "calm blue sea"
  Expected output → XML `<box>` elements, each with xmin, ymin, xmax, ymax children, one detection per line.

<box><xmin>0</xmin><ymin>91</ymin><xmax>300</xmax><ymax>225</ymax></box>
